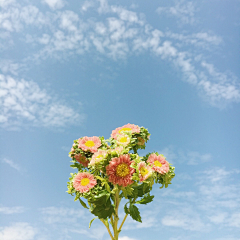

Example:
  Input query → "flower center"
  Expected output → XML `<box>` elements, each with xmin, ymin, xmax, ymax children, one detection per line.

<box><xmin>96</xmin><ymin>154</ymin><xmax>103</xmax><ymax>159</ymax></box>
<box><xmin>85</xmin><ymin>140</ymin><xmax>95</xmax><ymax>147</ymax></box>
<box><xmin>116</xmin><ymin>163</ymin><xmax>130</xmax><ymax>177</ymax></box>
<box><xmin>119</xmin><ymin>136</ymin><xmax>128</xmax><ymax>143</ymax></box>
<box><xmin>80</xmin><ymin>178</ymin><xmax>90</xmax><ymax>186</ymax></box>
<box><xmin>140</xmin><ymin>167</ymin><xmax>148</xmax><ymax>176</ymax></box>
<box><xmin>119</xmin><ymin>128</ymin><xmax>132</xmax><ymax>133</ymax></box>
<box><xmin>154</xmin><ymin>160</ymin><xmax>162</xmax><ymax>167</ymax></box>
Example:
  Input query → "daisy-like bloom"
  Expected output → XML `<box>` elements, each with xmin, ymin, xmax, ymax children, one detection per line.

<box><xmin>116</xmin><ymin>134</ymin><xmax>131</xmax><ymax>146</ymax></box>
<box><xmin>111</xmin><ymin>123</ymin><xmax>140</xmax><ymax>140</ymax></box>
<box><xmin>137</xmin><ymin>137</ymin><xmax>145</xmax><ymax>146</ymax></box>
<box><xmin>147</xmin><ymin>154</ymin><xmax>169</xmax><ymax>174</ymax></box>
<box><xmin>106</xmin><ymin>154</ymin><xmax>135</xmax><ymax>187</ymax></box>
<box><xmin>78</xmin><ymin>136</ymin><xmax>101</xmax><ymax>153</ymax></box>
<box><xmin>90</xmin><ymin>149</ymin><xmax>108</xmax><ymax>166</ymax></box>
<box><xmin>75</xmin><ymin>153</ymin><xmax>89</xmax><ymax>167</ymax></box>
<box><xmin>138</xmin><ymin>161</ymin><xmax>153</xmax><ymax>182</ymax></box>
<box><xmin>73</xmin><ymin>172</ymin><xmax>97</xmax><ymax>193</ymax></box>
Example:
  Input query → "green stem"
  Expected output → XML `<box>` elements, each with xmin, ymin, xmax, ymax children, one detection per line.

<box><xmin>100</xmin><ymin>219</ymin><xmax>114</xmax><ymax>240</ymax></box>
<box><xmin>113</xmin><ymin>188</ymin><xmax>121</xmax><ymax>240</ymax></box>
<box><xmin>118</xmin><ymin>213</ymin><xmax>128</xmax><ymax>233</ymax></box>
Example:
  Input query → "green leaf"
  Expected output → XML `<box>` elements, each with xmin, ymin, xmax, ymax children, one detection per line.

<box><xmin>79</xmin><ymin>198</ymin><xmax>89</xmax><ymax>209</ymax></box>
<box><xmin>88</xmin><ymin>190</ymin><xmax>110</xmax><ymax>206</ymax></box>
<box><xmin>89</xmin><ymin>217</ymin><xmax>98</xmax><ymax>228</ymax></box>
<box><xmin>90</xmin><ymin>198</ymin><xmax>114</xmax><ymax>219</ymax></box>
<box><xmin>136</xmin><ymin>194</ymin><xmax>154</xmax><ymax>205</ymax></box>
<box><xmin>124</xmin><ymin>203</ymin><xmax>129</xmax><ymax>214</ymax></box>
<box><xmin>129</xmin><ymin>204</ymin><xmax>142</xmax><ymax>222</ymax></box>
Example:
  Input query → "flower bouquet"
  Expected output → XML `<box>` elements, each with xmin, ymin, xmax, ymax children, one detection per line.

<box><xmin>67</xmin><ymin>124</ymin><xmax>175</xmax><ymax>240</ymax></box>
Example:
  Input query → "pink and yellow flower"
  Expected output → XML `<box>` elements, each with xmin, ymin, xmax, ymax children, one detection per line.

<box><xmin>116</xmin><ymin>134</ymin><xmax>131</xmax><ymax>146</ymax></box>
<box><xmin>73</xmin><ymin>172</ymin><xmax>97</xmax><ymax>193</ymax></box>
<box><xmin>106</xmin><ymin>154</ymin><xmax>135</xmax><ymax>187</ymax></box>
<box><xmin>75</xmin><ymin>153</ymin><xmax>89</xmax><ymax>167</ymax></box>
<box><xmin>111</xmin><ymin>123</ymin><xmax>140</xmax><ymax>140</ymax></box>
<box><xmin>147</xmin><ymin>154</ymin><xmax>169</xmax><ymax>174</ymax></box>
<box><xmin>90</xmin><ymin>149</ymin><xmax>108</xmax><ymax>166</ymax></box>
<box><xmin>138</xmin><ymin>161</ymin><xmax>153</xmax><ymax>182</ymax></box>
<box><xmin>78</xmin><ymin>136</ymin><xmax>101</xmax><ymax>153</ymax></box>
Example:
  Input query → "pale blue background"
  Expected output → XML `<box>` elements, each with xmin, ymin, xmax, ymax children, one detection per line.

<box><xmin>0</xmin><ymin>0</ymin><xmax>240</xmax><ymax>240</ymax></box>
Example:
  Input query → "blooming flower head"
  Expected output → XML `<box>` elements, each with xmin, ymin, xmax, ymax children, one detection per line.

<box><xmin>138</xmin><ymin>161</ymin><xmax>153</xmax><ymax>182</ymax></box>
<box><xmin>75</xmin><ymin>153</ymin><xmax>89</xmax><ymax>167</ymax></box>
<box><xmin>90</xmin><ymin>149</ymin><xmax>108</xmax><ymax>166</ymax></box>
<box><xmin>147</xmin><ymin>154</ymin><xmax>169</xmax><ymax>174</ymax></box>
<box><xmin>116</xmin><ymin>134</ymin><xmax>131</xmax><ymax>146</ymax></box>
<box><xmin>111</xmin><ymin>123</ymin><xmax>140</xmax><ymax>140</ymax></box>
<box><xmin>73</xmin><ymin>172</ymin><xmax>97</xmax><ymax>193</ymax></box>
<box><xmin>78</xmin><ymin>136</ymin><xmax>101</xmax><ymax>153</ymax></box>
<box><xmin>106</xmin><ymin>154</ymin><xmax>135</xmax><ymax>187</ymax></box>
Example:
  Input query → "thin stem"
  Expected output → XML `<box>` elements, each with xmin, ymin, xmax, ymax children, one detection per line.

<box><xmin>118</xmin><ymin>213</ymin><xmax>128</xmax><ymax>232</ymax></box>
<box><xmin>113</xmin><ymin>188</ymin><xmax>121</xmax><ymax>240</ymax></box>
<box><xmin>100</xmin><ymin>219</ymin><xmax>114</xmax><ymax>240</ymax></box>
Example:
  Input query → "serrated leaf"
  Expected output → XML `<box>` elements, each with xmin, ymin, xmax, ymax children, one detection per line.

<box><xmin>136</xmin><ymin>194</ymin><xmax>154</xmax><ymax>205</ymax></box>
<box><xmin>124</xmin><ymin>203</ymin><xmax>129</xmax><ymax>214</ymax></box>
<box><xmin>129</xmin><ymin>204</ymin><xmax>142</xmax><ymax>222</ymax></box>
<box><xmin>79</xmin><ymin>198</ymin><xmax>89</xmax><ymax>209</ymax></box>
<box><xmin>90</xmin><ymin>198</ymin><xmax>114</xmax><ymax>219</ymax></box>
<box><xmin>89</xmin><ymin>217</ymin><xmax>98</xmax><ymax>228</ymax></box>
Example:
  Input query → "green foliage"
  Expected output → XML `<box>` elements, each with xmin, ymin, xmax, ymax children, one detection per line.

<box><xmin>136</xmin><ymin>193</ymin><xmax>154</xmax><ymax>205</ymax></box>
<box><xmin>89</xmin><ymin>217</ymin><xmax>98</xmax><ymax>228</ymax></box>
<box><xmin>129</xmin><ymin>204</ymin><xmax>142</xmax><ymax>222</ymax></box>
<box><xmin>79</xmin><ymin>198</ymin><xmax>89</xmax><ymax>209</ymax></box>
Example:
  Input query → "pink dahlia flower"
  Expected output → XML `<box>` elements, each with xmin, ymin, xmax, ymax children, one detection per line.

<box><xmin>78</xmin><ymin>136</ymin><xmax>101</xmax><ymax>153</ymax></box>
<box><xmin>75</xmin><ymin>154</ymin><xmax>89</xmax><ymax>167</ymax></box>
<box><xmin>111</xmin><ymin>123</ymin><xmax>140</xmax><ymax>140</ymax></box>
<box><xmin>147</xmin><ymin>154</ymin><xmax>169</xmax><ymax>174</ymax></box>
<box><xmin>138</xmin><ymin>161</ymin><xmax>153</xmax><ymax>182</ymax></box>
<box><xmin>106</xmin><ymin>154</ymin><xmax>135</xmax><ymax>187</ymax></box>
<box><xmin>90</xmin><ymin>149</ymin><xmax>108</xmax><ymax>166</ymax></box>
<box><xmin>73</xmin><ymin>172</ymin><xmax>97</xmax><ymax>193</ymax></box>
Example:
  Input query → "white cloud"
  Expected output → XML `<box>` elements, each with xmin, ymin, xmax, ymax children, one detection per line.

<box><xmin>0</xmin><ymin>206</ymin><xmax>25</xmax><ymax>214</ymax></box>
<box><xmin>0</xmin><ymin>0</ymin><xmax>15</xmax><ymax>8</ymax></box>
<box><xmin>0</xmin><ymin>1</ymin><xmax>239</xmax><ymax>107</ymax></box>
<box><xmin>161</xmin><ymin>210</ymin><xmax>206</xmax><ymax>231</ymax></box>
<box><xmin>40</xmin><ymin>207</ymin><xmax>85</xmax><ymax>224</ymax></box>
<box><xmin>156</xmin><ymin>0</ymin><xmax>196</xmax><ymax>25</ymax></box>
<box><xmin>119</xmin><ymin>237</ymin><xmax>137</xmax><ymax>240</ymax></box>
<box><xmin>0</xmin><ymin>222</ymin><xmax>37</xmax><ymax>240</ymax></box>
<box><xmin>42</xmin><ymin>0</ymin><xmax>65</xmax><ymax>10</ymax></box>
<box><xmin>2</xmin><ymin>158</ymin><xmax>22</xmax><ymax>172</ymax></box>
<box><xmin>159</xmin><ymin>146</ymin><xmax>212</xmax><ymax>165</ymax></box>
<box><xmin>0</xmin><ymin>74</ymin><xmax>85</xmax><ymax>129</ymax></box>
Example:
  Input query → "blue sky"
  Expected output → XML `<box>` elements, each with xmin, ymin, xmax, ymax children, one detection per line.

<box><xmin>0</xmin><ymin>0</ymin><xmax>240</xmax><ymax>239</ymax></box>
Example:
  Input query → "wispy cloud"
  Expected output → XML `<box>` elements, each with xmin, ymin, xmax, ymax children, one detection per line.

<box><xmin>42</xmin><ymin>0</ymin><xmax>65</xmax><ymax>10</ymax></box>
<box><xmin>159</xmin><ymin>146</ymin><xmax>212</xmax><ymax>165</ymax></box>
<box><xmin>0</xmin><ymin>0</ymin><xmax>239</xmax><ymax>108</ymax></box>
<box><xmin>0</xmin><ymin>206</ymin><xmax>25</xmax><ymax>214</ymax></box>
<box><xmin>156</xmin><ymin>0</ymin><xmax>197</xmax><ymax>25</ymax></box>
<box><xmin>0</xmin><ymin>222</ymin><xmax>37</xmax><ymax>240</ymax></box>
<box><xmin>1</xmin><ymin>158</ymin><xmax>22</xmax><ymax>172</ymax></box>
<box><xmin>160</xmin><ymin>167</ymin><xmax>240</xmax><ymax>235</ymax></box>
<box><xmin>0</xmin><ymin>74</ymin><xmax>85</xmax><ymax>129</ymax></box>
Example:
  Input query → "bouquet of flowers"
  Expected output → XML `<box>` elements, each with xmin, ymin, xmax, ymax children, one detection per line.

<box><xmin>67</xmin><ymin>124</ymin><xmax>175</xmax><ymax>240</ymax></box>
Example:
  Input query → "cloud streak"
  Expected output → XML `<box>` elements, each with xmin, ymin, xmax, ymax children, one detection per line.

<box><xmin>0</xmin><ymin>0</ymin><xmax>239</xmax><ymax>109</ymax></box>
<box><xmin>0</xmin><ymin>74</ymin><xmax>85</xmax><ymax>129</ymax></box>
